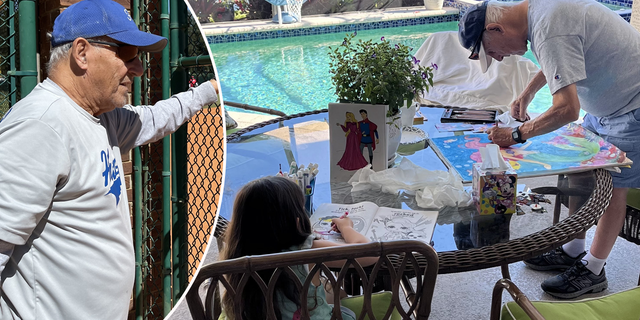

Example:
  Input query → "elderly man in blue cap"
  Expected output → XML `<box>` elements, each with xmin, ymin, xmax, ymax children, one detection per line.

<box><xmin>458</xmin><ymin>0</ymin><xmax>640</xmax><ymax>299</ymax></box>
<box><xmin>0</xmin><ymin>0</ymin><xmax>219</xmax><ymax>318</ymax></box>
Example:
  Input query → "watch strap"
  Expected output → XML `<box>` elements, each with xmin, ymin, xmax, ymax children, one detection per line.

<box><xmin>512</xmin><ymin>126</ymin><xmax>527</xmax><ymax>144</ymax></box>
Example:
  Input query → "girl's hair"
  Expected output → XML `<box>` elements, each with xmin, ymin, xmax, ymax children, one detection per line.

<box><xmin>222</xmin><ymin>176</ymin><xmax>313</xmax><ymax>320</ymax></box>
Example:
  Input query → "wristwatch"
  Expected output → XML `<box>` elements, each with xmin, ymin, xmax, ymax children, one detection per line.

<box><xmin>512</xmin><ymin>126</ymin><xmax>527</xmax><ymax>144</ymax></box>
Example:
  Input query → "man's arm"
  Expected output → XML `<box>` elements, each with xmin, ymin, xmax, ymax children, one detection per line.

<box><xmin>112</xmin><ymin>80</ymin><xmax>220</xmax><ymax>152</ymax></box>
<box><xmin>512</xmin><ymin>70</ymin><xmax>548</xmax><ymax>121</ymax></box>
<box><xmin>0</xmin><ymin>120</ymin><xmax>69</xmax><ymax>246</ymax></box>
<box><xmin>488</xmin><ymin>84</ymin><xmax>581</xmax><ymax>146</ymax></box>
<box><xmin>520</xmin><ymin>84</ymin><xmax>581</xmax><ymax>139</ymax></box>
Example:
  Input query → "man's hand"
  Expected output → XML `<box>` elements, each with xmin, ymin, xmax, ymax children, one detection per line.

<box><xmin>208</xmin><ymin>79</ymin><xmax>220</xmax><ymax>94</ymax></box>
<box><xmin>486</xmin><ymin>126</ymin><xmax>516</xmax><ymax>147</ymax></box>
<box><xmin>510</xmin><ymin>93</ymin><xmax>533</xmax><ymax>121</ymax></box>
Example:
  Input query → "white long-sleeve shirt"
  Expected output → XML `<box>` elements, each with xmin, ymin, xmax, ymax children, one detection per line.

<box><xmin>0</xmin><ymin>79</ymin><xmax>218</xmax><ymax>320</ymax></box>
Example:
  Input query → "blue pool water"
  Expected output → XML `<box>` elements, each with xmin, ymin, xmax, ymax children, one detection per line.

<box><xmin>212</xmin><ymin>15</ymin><xmax>603</xmax><ymax>116</ymax></box>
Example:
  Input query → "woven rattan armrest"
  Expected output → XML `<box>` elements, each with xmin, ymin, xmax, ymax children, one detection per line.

<box><xmin>186</xmin><ymin>240</ymin><xmax>438</xmax><ymax>320</ymax></box>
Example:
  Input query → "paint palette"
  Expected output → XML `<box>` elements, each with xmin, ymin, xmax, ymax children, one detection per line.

<box><xmin>440</xmin><ymin>107</ymin><xmax>498</xmax><ymax>124</ymax></box>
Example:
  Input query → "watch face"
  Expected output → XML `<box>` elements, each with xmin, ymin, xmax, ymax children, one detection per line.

<box><xmin>512</xmin><ymin>127</ymin><xmax>526</xmax><ymax>143</ymax></box>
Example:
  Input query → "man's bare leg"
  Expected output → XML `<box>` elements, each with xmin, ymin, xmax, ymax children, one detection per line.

<box><xmin>583</xmin><ymin>187</ymin><xmax>629</xmax><ymax>273</ymax></box>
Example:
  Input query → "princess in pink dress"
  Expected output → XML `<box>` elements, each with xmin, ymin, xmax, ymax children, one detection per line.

<box><xmin>336</xmin><ymin>112</ymin><xmax>369</xmax><ymax>170</ymax></box>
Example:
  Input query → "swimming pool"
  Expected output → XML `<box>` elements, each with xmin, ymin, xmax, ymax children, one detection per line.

<box><xmin>211</xmin><ymin>21</ymin><xmax>555</xmax><ymax>115</ymax></box>
<box><xmin>211</xmin><ymin>0</ymin><xmax>629</xmax><ymax>116</ymax></box>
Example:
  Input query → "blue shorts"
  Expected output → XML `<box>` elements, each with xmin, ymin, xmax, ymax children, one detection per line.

<box><xmin>582</xmin><ymin>108</ymin><xmax>640</xmax><ymax>188</ymax></box>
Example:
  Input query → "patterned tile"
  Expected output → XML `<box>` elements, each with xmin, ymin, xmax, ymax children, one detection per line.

<box><xmin>206</xmin><ymin>0</ymin><xmax>631</xmax><ymax>44</ymax></box>
<box><xmin>207</xmin><ymin>14</ymin><xmax>459</xmax><ymax>43</ymax></box>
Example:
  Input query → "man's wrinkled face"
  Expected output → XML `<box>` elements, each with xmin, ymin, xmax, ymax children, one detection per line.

<box><xmin>86</xmin><ymin>39</ymin><xmax>143</xmax><ymax>115</ymax></box>
<box><xmin>482</xmin><ymin>29</ymin><xmax>527</xmax><ymax>62</ymax></box>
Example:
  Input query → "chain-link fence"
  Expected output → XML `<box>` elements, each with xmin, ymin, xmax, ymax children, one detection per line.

<box><xmin>1</xmin><ymin>0</ymin><xmax>19</xmax><ymax>116</ymax></box>
<box><xmin>179</xmin><ymin>10</ymin><xmax>223</xmax><ymax>285</ymax></box>
<box><xmin>133</xmin><ymin>0</ymin><xmax>223</xmax><ymax>319</ymax></box>
<box><xmin>132</xmin><ymin>0</ymin><xmax>166</xmax><ymax>317</ymax></box>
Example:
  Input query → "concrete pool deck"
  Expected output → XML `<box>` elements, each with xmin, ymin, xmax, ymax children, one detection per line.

<box><xmin>201</xmin><ymin>5</ymin><xmax>458</xmax><ymax>36</ymax></box>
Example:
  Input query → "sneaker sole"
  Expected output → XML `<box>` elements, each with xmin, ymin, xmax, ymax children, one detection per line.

<box><xmin>523</xmin><ymin>261</ymin><xmax>572</xmax><ymax>271</ymax></box>
<box><xmin>544</xmin><ymin>280</ymin><xmax>608</xmax><ymax>299</ymax></box>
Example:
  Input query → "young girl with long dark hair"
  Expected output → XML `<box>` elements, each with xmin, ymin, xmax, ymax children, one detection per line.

<box><xmin>222</xmin><ymin>176</ymin><xmax>376</xmax><ymax>319</ymax></box>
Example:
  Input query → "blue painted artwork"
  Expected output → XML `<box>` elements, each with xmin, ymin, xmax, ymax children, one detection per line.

<box><xmin>429</xmin><ymin>124</ymin><xmax>629</xmax><ymax>182</ymax></box>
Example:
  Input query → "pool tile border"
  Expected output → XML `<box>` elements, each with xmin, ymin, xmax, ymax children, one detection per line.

<box><xmin>208</xmin><ymin>0</ymin><xmax>632</xmax><ymax>44</ymax></box>
<box><xmin>207</xmin><ymin>13</ymin><xmax>459</xmax><ymax>44</ymax></box>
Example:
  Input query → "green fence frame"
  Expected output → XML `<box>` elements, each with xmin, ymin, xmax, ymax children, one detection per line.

<box><xmin>132</xmin><ymin>0</ymin><xmax>222</xmax><ymax>319</ymax></box>
<box><xmin>0</xmin><ymin>1</ymin><xmax>220</xmax><ymax>319</ymax></box>
<box><xmin>1</xmin><ymin>0</ymin><xmax>37</xmax><ymax>116</ymax></box>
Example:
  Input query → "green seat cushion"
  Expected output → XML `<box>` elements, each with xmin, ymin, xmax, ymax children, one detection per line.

<box><xmin>218</xmin><ymin>292</ymin><xmax>402</xmax><ymax>320</ymax></box>
<box><xmin>501</xmin><ymin>286</ymin><xmax>640</xmax><ymax>320</ymax></box>
<box><xmin>628</xmin><ymin>188</ymin><xmax>640</xmax><ymax>211</ymax></box>
<box><xmin>341</xmin><ymin>291</ymin><xmax>402</xmax><ymax>320</ymax></box>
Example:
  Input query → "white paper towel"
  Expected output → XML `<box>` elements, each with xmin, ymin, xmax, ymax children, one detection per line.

<box><xmin>348</xmin><ymin>158</ymin><xmax>472</xmax><ymax>209</ymax></box>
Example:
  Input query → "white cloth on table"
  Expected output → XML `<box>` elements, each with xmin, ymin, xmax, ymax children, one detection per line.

<box><xmin>414</xmin><ymin>31</ymin><xmax>539</xmax><ymax>113</ymax></box>
<box><xmin>348</xmin><ymin>158</ymin><xmax>472</xmax><ymax>209</ymax></box>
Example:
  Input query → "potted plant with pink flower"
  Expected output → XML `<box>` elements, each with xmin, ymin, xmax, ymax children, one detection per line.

<box><xmin>328</xmin><ymin>32</ymin><xmax>436</xmax><ymax>161</ymax></box>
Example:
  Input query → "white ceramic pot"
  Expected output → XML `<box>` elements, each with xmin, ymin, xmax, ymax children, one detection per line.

<box><xmin>386</xmin><ymin>109</ymin><xmax>403</xmax><ymax>166</ymax></box>
<box><xmin>424</xmin><ymin>0</ymin><xmax>444</xmax><ymax>10</ymax></box>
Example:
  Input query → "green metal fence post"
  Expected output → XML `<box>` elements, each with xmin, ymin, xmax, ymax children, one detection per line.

<box><xmin>131</xmin><ymin>0</ymin><xmax>144</xmax><ymax>317</ymax></box>
<box><xmin>9</xmin><ymin>0</ymin><xmax>17</xmax><ymax>106</ymax></box>
<box><xmin>17</xmin><ymin>0</ymin><xmax>37</xmax><ymax>96</ymax></box>
<box><xmin>169</xmin><ymin>0</ymin><xmax>189</xmax><ymax>303</ymax></box>
<box><xmin>160</xmin><ymin>0</ymin><xmax>172</xmax><ymax>315</ymax></box>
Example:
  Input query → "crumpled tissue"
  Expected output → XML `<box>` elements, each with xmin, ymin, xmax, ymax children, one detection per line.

<box><xmin>479</xmin><ymin>144</ymin><xmax>510</xmax><ymax>170</ymax></box>
<box><xmin>496</xmin><ymin>111</ymin><xmax>524</xmax><ymax>128</ymax></box>
<box><xmin>347</xmin><ymin>157</ymin><xmax>472</xmax><ymax>209</ymax></box>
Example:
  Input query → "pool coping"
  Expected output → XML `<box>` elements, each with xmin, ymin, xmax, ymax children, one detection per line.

<box><xmin>205</xmin><ymin>0</ymin><xmax>632</xmax><ymax>44</ymax></box>
<box><xmin>206</xmin><ymin>6</ymin><xmax>460</xmax><ymax>43</ymax></box>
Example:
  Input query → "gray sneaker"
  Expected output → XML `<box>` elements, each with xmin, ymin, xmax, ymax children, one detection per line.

<box><xmin>524</xmin><ymin>247</ymin><xmax>586</xmax><ymax>271</ymax></box>
<box><xmin>541</xmin><ymin>261</ymin><xmax>607</xmax><ymax>299</ymax></box>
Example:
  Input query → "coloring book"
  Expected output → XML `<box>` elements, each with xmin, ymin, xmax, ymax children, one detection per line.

<box><xmin>328</xmin><ymin>103</ymin><xmax>388</xmax><ymax>182</ymax></box>
<box><xmin>310</xmin><ymin>202</ymin><xmax>438</xmax><ymax>243</ymax></box>
<box><xmin>429</xmin><ymin>123</ymin><xmax>632</xmax><ymax>182</ymax></box>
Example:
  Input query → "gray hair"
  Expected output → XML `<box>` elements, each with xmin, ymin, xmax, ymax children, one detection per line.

<box><xmin>47</xmin><ymin>42</ymin><xmax>72</xmax><ymax>75</ymax></box>
<box><xmin>485</xmin><ymin>1</ymin><xmax>519</xmax><ymax>25</ymax></box>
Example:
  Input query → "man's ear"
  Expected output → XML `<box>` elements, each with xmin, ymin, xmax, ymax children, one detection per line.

<box><xmin>485</xmin><ymin>23</ymin><xmax>505</xmax><ymax>34</ymax></box>
<box><xmin>70</xmin><ymin>38</ymin><xmax>90</xmax><ymax>70</ymax></box>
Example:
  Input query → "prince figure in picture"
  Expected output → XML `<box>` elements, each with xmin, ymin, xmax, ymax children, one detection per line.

<box><xmin>358</xmin><ymin>109</ymin><xmax>379</xmax><ymax>168</ymax></box>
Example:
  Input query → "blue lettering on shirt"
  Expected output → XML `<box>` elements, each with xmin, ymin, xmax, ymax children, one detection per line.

<box><xmin>101</xmin><ymin>149</ymin><xmax>122</xmax><ymax>205</ymax></box>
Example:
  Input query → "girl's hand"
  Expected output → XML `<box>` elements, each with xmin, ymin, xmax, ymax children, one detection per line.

<box><xmin>331</xmin><ymin>217</ymin><xmax>354</xmax><ymax>233</ymax></box>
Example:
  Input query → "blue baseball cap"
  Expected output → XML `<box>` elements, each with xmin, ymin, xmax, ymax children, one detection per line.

<box><xmin>458</xmin><ymin>1</ymin><xmax>492</xmax><ymax>73</ymax></box>
<box><xmin>51</xmin><ymin>0</ymin><xmax>167</xmax><ymax>52</ymax></box>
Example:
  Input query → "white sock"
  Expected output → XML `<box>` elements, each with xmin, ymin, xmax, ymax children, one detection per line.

<box><xmin>582</xmin><ymin>252</ymin><xmax>606</xmax><ymax>275</ymax></box>
<box><xmin>562</xmin><ymin>238</ymin><xmax>586</xmax><ymax>258</ymax></box>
